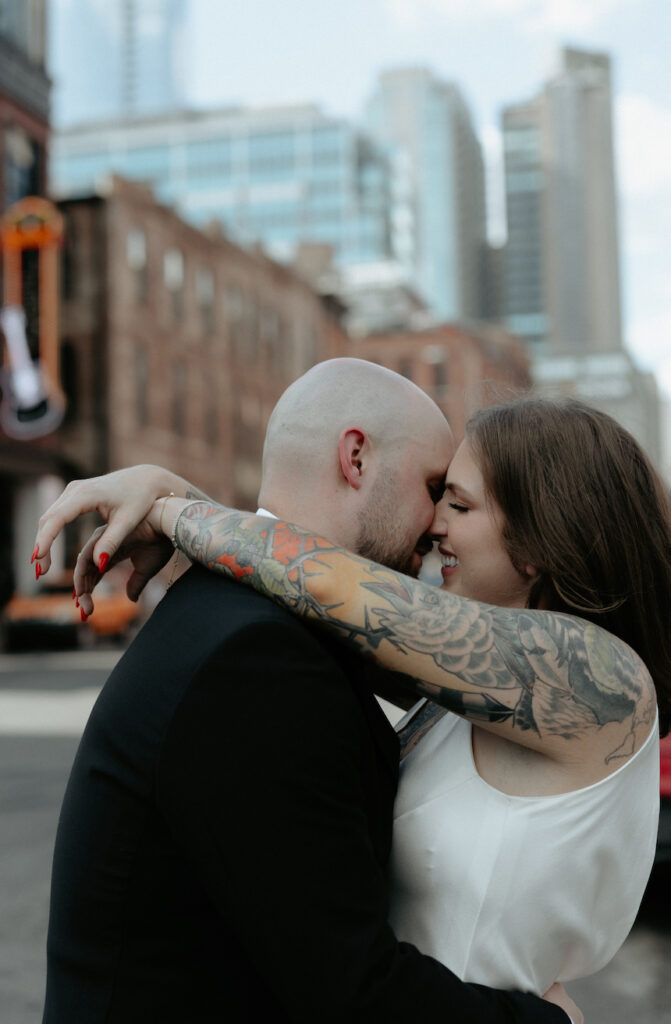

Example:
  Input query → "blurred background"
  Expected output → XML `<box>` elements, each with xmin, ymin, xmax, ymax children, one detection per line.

<box><xmin>1</xmin><ymin>0</ymin><xmax>671</xmax><ymax>602</ymax></box>
<box><xmin>0</xmin><ymin>1</ymin><xmax>670</xmax><ymax>1021</ymax></box>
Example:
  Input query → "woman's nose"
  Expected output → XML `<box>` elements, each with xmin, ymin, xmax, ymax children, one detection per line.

<box><xmin>428</xmin><ymin>496</ymin><xmax>449</xmax><ymax>539</ymax></box>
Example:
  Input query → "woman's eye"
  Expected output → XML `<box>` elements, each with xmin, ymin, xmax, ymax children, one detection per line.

<box><xmin>448</xmin><ymin>502</ymin><xmax>469</xmax><ymax>514</ymax></box>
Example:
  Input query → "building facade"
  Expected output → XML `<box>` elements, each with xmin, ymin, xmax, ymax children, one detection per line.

<box><xmin>49</xmin><ymin>0</ymin><xmax>188</xmax><ymax>126</ymax></box>
<box><xmin>500</xmin><ymin>48</ymin><xmax>664</xmax><ymax>473</ymax></box>
<box><xmin>1</xmin><ymin>176</ymin><xmax>347</xmax><ymax>601</ymax></box>
<box><xmin>354</xmin><ymin>322</ymin><xmax>531</xmax><ymax>444</ymax></box>
<box><xmin>501</xmin><ymin>97</ymin><xmax>546</xmax><ymax>347</ymax></box>
<box><xmin>58</xmin><ymin>176</ymin><xmax>347</xmax><ymax>502</ymax></box>
<box><xmin>532</xmin><ymin>350</ymin><xmax>663</xmax><ymax>470</ymax></box>
<box><xmin>502</xmin><ymin>47</ymin><xmax>623</xmax><ymax>355</ymax></box>
<box><xmin>364</xmin><ymin>67</ymin><xmax>488</xmax><ymax>323</ymax></box>
<box><xmin>0</xmin><ymin>0</ymin><xmax>49</xmax><ymax>214</ymax></box>
<box><xmin>50</xmin><ymin>104</ymin><xmax>394</xmax><ymax>269</ymax></box>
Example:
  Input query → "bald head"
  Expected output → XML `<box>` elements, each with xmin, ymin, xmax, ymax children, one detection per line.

<box><xmin>258</xmin><ymin>359</ymin><xmax>454</xmax><ymax>568</ymax></box>
<box><xmin>262</xmin><ymin>358</ymin><xmax>444</xmax><ymax>479</ymax></box>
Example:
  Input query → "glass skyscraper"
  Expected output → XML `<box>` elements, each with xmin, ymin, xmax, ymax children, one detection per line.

<box><xmin>364</xmin><ymin>67</ymin><xmax>487</xmax><ymax>322</ymax></box>
<box><xmin>502</xmin><ymin>48</ymin><xmax>623</xmax><ymax>354</ymax></box>
<box><xmin>50</xmin><ymin>104</ymin><xmax>393</xmax><ymax>267</ymax></box>
<box><xmin>501</xmin><ymin>98</ymin><xmax>546</xmax><ymax>347</ymax></box>
<box><xmin>49</xmin><ymin>0</ymin><xmax>187</xmax><ymax>126</ymax></box>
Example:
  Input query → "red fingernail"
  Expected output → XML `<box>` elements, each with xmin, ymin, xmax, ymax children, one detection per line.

<box><xmin>98</xmin><ymin>552</ymin><xmax>109</xmax><ymax>574</ymax></box>
<box><xmin>35</xmin><ymin>563</ymin><xmax>42</xmax><ymax>580</ymax></box>
<box><xmin>75</xmin><ymin>597</ymin><xmax>80</xmax><ymax>608</ymax></box>
<box><xmin>80</xmin><ymin>608</ymin><xmax>88</xmax><ymax>622</ymax></box>
<box><xmin>31</xmin><ymin>545</ymin><xmax>39</xmax><ymax>564</ymax></box>
<box><xmin>72</xmin><ymin>587</ymin><xmax>76</xmax><ymax>600</ymax></box>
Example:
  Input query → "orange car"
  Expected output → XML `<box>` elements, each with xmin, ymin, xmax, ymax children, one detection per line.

<box><xmin>2</xmin><ymin>571</ymin><xmax>142</xmax><ymax>650</ymax></box>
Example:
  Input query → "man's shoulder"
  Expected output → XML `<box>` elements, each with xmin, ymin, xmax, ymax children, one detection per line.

<box><xmin>88</xmin><ymin>567</ymin><xmax>340</xmax><ymax>744</ymax></box>
<box><xmin>171</xmin><ymin>563</ymin><xmax>280</xmax><ymax>607</ymax></box>
<box><xmin>136</xmin><ymin>564</ymin><xmax>339</xmax><ymax>673</ymax></box>
<box><xmin>165</xmin><ymin>567</ymin><xmax>378</xmax><ymax>701</ymax></box>
<box><xmin>163</xmin><ymin>563</ymin><xmax>311</xmax><ymax>633</ymax></box>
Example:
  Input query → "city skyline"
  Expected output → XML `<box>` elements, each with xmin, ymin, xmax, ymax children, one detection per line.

<box><xmin>50</xmin><ymin>0</ymin><xmax>671</xmax><ymax>396</ymax></box>
<box><xmin>184</xmin><ymin>0</ymin><xmax>670</xmax><ymax>400</ymax></box>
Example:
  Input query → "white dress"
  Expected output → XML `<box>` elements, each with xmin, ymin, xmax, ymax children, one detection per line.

<box><xmin>389</xmin><ymin>704</ymin><xmax>660</xmax><ymax>995</ymax></box>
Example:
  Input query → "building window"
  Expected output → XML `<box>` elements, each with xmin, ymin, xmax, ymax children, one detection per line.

<box><xmin>228</xmin><ymin>290</ymin><xmax>258</xmax><ymax>359</ymax></box>
<box><xmin>196</xmin><ymin>267</ymin><xmax>215</xmax><ymax>335</ymax></box>
<box><xmin>225</xmin><ymin>283</ymin><xmax>244</xmax><ymax>352</ymax></box>
<box><xmin>204</xmin><ymin>377</ymin><xmax>218</xmax><ymax>447</ymax></box>
<box><xmin>305</xmin><ymin>327</ymin><xmax>318</xmax><ymax>369</ymax></box>
<box><xmin>60</xmin><ymin>340</ymin><xmax>78</xmax><ymax>425</ymax></box>
<box><xmin>4</xmin><ymin>126</ymin><xmax>42</xmax><ymax>206</ymax></box>
<box><xmin>172</xmin><ymin>362</ymin><xmax>186</xmax><ymax>434</ymax></box>
<box><xmin>135</xmin><ymin>345</ymin><xmax>148</xmax><ymax>427</ymax></box>
<box><xmin>186</xmin><ymin>139</ymin><xmax>232</xmax><ymax>179</ymax></box>
<box><xmin>61</xmin><ymin>214</ymin><xmax>76</xmax><ymax>301</ymax></box>
<box><xmin>260</xmin><ymin>307</ymin><xmax>280</xmax><ymax>364</ymax></box>
<box><xmin>243</xmin><ymin>294</ymin><xmax>258</xmax><ymax>358</ymax></box>
<box><xmin>422</xmin><ymin>344</ymin><xmax>448</xmax><ymax>396</ymax></box>
<box><xmin>164</xmin><ymin>248</ymin><xmax>185</xmax><ymax>320</ymax></box>
<box><xmin>398</xmin><ymin>358</ymin><xmax>413</xmax><ymax>380</ymax></box>
<box><xmin>248</xmin><ymin>131</ymin><xmax>295</xmax><ymax>178</ymax></box>
<box><xmin>127</xmin><ymin>227</ymin><xmax>148</xmax><ymax>302</ymax></box>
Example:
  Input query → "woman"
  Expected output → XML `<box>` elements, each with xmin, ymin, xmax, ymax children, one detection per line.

<box><xmin>34</xmin><ymin>397</ymin><xmax>670</xmax><ymax>996</ymax></box>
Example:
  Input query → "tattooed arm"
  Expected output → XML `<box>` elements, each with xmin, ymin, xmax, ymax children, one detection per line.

<box><xmin>148</xmin><ymin>499</ymin><xmax>657</xmax><ymax>768</ymax></box>
<box><xmin>35</xmin><ymin>477</ymin><xmax>656</xmax><ymax>768</ymax></box>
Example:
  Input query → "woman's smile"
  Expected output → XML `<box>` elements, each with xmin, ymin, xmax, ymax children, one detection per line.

<box><xmin>440</xmin><ymin>548</ymin><xmax>459</xmax><ymax>580</ymax></box>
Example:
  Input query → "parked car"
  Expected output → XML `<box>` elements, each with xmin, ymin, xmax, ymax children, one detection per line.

<box><xmin>2</xmin><ymin>571</ymin><xmax>142</xmax><ymax>650</ymax></box>
<box><xmin>658</xmin><ymin>732</ymin><xmax>671</xmax><ymax>863</ymax></box>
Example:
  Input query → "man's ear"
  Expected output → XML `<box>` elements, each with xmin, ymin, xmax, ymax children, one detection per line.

<box><xmin>338</xmin><ymin>428</ymin><xmax>367</xmax><ymax>490</ymax></box>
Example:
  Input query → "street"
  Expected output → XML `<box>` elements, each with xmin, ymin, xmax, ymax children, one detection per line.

<box><xmin>1</xmin><ymin>648</ymin><xmax>670</xmax><ymax>1023</ymax></box>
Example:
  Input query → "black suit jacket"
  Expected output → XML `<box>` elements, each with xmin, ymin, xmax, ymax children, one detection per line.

<box><xmin>43</xmin><ymin>565</ymin><xmax>567</xmax><ymax>1023</ymax></box>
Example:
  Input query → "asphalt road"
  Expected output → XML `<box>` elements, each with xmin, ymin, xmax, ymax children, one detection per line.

<box><xmin>1</xmin><ymin>649</ymin><xmax>670</xmax><ymax>1024</ymax></box>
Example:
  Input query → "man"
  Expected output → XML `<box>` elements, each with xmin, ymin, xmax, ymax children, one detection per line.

<box><xmin>37</xmin><ymin>359</ymin><xmax>579</xmax><ymax>1022</ymax></box>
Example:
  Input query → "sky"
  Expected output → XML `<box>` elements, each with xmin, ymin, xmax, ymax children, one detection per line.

<box><xmin>177</xmin><ymin>0</ymin><xmax>671</xmax><ymax>399</ymax></box>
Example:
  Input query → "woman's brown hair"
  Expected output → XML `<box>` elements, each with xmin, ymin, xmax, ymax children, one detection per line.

<box><xmin>466</xmin><ymin>397</ymin><xmax>671</xmax><ymax>736</ymax></box>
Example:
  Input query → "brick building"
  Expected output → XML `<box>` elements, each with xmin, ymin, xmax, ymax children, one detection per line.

<box><xmin>58</xmin><ymin>176</ymin><xmax>346</xmax><ymax>509</ymax></box>
<box><xmin>355</xmin><ymin>323</ymin><xmax>531</xmax><ymax>442</ymax></box>
<box><xmin>2</xmin><ymin>176</ymin><xmax>347</xmax><ymax>595</ymax></box>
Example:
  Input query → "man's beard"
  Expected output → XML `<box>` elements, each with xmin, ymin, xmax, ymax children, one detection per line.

<box><xmin>354</xmin><ymin>473</ymin><xmax>419</xmax><ymax>577</ymax></box>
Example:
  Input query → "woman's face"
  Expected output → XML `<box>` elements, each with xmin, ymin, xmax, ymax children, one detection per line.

<box><xmin>431</xmin><ymin>438</ymin><xmax>534</xmax><ymax>608</ymax></box>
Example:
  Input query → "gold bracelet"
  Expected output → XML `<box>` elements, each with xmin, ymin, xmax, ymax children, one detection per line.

<box><xmin>166</xmin><ymin>499</ymin><xmax>203</xmax><ymax>591</ymax></box>
<box><xmin>167</xmin><ymin>550</ymin><xmax>181</xmax><ymax>589</ymax></box>
<box><xmin>158</xmin><ymin>492</ymin><xmax>175</xmax><ymax>537</ymax></box>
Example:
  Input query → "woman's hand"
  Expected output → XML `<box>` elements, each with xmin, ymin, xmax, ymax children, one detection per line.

<box><xmin>33</xmin><ymin>466</ymin><xmax>200</xmax><ymax>576</ymax></box>
<box><xmin>73</xmin><ymin>519</ymin><xmax>174</xmax><ymax>616</ymax></box>
<box><xmin>70</xmin><ymin>495</ymin><xmax>197</xmax><ymax>615</ymax></box>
